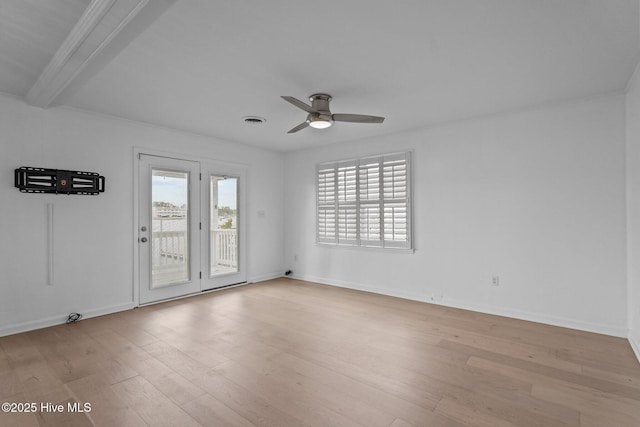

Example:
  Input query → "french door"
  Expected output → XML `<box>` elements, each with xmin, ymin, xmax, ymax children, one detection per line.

<box><xmin>138</xmin><ymin>154</ymin><xmax>246</xmax><ymax>304</ymax></box>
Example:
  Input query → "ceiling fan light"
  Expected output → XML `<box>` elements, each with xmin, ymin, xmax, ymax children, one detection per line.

<box><xmin>307</xmin><ymin>114</ymin><xmax>333</xmax><ymax>129</ymax></box>
<box><xmin>309</xmin><ymin>120</ymin><xmax>332</xmax><ymax>129</ymax></box>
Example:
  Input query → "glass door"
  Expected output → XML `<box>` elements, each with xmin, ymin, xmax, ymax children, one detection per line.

<box><xmin>209</xmin><ymin>175</ymin><xmax>238</xmax><ymax>277</ymax></box>
<box><xmin>202</xmin><ymin>166</ymin><xmax>246</xmax><ymax>290</ymax></box>
<box><xmin>139</xmin><ymin>155</ymin><xmax>201</xmax><ymax>304</ymax></box>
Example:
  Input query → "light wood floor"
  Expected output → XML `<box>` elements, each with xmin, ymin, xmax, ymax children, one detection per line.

<box><xmin>1</xmin><ymin>279</ymin><xmax>639</xmax><ymax>427</ymax></box>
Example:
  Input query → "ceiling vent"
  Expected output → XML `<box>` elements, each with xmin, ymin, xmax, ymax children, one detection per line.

<box><xmin>242</xmin><ymin>116</ymin><xmax>266</xmax><ymax>124</ymax></box>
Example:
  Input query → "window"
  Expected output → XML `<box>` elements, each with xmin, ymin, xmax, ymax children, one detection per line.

<box><xmin>317</xmin><ymin>152</ymin><xmax>411</xmax><ymax>249</ymax></box>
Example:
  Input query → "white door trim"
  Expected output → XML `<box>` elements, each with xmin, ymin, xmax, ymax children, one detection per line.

<box><xmin>132</xmin><ymin>147</ymin><xmax>249</xmax><ymax>306</ymax></box>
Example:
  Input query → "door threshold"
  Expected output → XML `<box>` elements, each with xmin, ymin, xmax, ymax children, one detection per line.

<box><xmin>202</xmin><ymin>281</ymin><xmax>248</xmax><ymax>293</ymax></box>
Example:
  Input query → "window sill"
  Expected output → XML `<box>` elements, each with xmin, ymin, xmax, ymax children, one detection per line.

<box><xmin>315</xmin><ymin>242</ymin><xmax>415</xmax><ymax>254</ymax></box>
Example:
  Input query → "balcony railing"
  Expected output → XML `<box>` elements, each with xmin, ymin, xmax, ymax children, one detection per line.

<box><xmin>212</xmin><ymin>229</ymin><xmax>237</xmax><ymax>268</ymax></box>
<box><xmin>151</xmin><ymin>228</ymin><xmax>237</xmax><ymax>284</ymax></box>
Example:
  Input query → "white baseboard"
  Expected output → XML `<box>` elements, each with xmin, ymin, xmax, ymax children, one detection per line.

<box><xmin>292</xmin><ymin>273</ymin><xmax>628</xmax><ymax>338</ymax></box>
<box><xmin>629</xmin><ymin>335</ymin><xmax>640</xmax><ymax>365</ymax></box>
<box><xmin>249</xmin><ymin>271</ymin><xmax>286</xmax><ymax>283</ymax></box>
<box><xmin>0</xmin><ymin>302</ymin><xmax>136</xmax><ymax>338</ymax></box>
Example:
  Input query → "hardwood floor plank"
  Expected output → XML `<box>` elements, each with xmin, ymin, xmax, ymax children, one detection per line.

<box><xmin>87</xmin><ymin>329</ymin><xmax>152</xmax><ymax>367</ymax></box>
<box><xmin>435</xmin><ymin>397</ymin><xmax>518</xmax><ymax>427</ymax></box>
<box><xmin>437</xmin><ymin>383</ymin><xmax>577</xmax><ymax>427</ymax></box>
<box><xmin>467</xmin><ymin>356</ymin><xmax>639</xmax><ymax>425</ymax></box>
<box><xmin>389</xmin><ymin>418</ymin><xmax>416</xmax><ymax>427</ymax></box>
<box><xmin>94</xmin><ymin>356</ymin><xmax>139</xmax><ymax>385</ymax></box>
<box><xmin>15</xmin><ymin>362</ymin><xmax>65</xmax><ymax>399</ymax></box>
<box><xmin>141</xmin><ymin>340</ymin><xmax>225</xmax><ymax>382</ymax></box>
<box><xmin>580</xmin><ymin>364</ymin><xmax>640</xmax><ymax>390</ymax></box>
<box><xmin>223</xmin><ymin>338</ymin><xmax>447</xmax><ymax>427</ymax></box>
<box><xmin>65</xmin><ymin>373</ymin><xmax>147</xmax><ymax>427</ymax></box>
<box><xmin>472</xmin><ymin>383</ymin><xmax>580</xmax><ymax>426</ymax></box>
<box><xmin>579</xmin><ymin>410</ymin><xmax>638</xmax><ymax>427</ymax></box>
<box><xmin>531</xmin><ymin>382</ymin><xmax>640</xmax><ymax>425</ymax></box>
<box><xmin>0</xmin><ymin>333</ymin><xmax>46</xmax><ymax>370</ymax></box>
<box><xmin>143</xmin><ymin>329</ymin><xmax>231</xmax><ymax>369</ymax></box>
<box><xmin>130</xmin><ymin>356</ymin><xmax>207</xmax><ymax>406</ymax></box>
<box><xmin>0</xmin><ymin>278</ymin><xmax>638</xmax><ymax>427</ymax></box>
<box><xmin>0</xmin><ymin>341</ymin><xmax>11</xmax><ymax>374</ymax></box>
<box><xmin>222</xmin><ymin>305</ymin><xmax>444</xmax><ymax>410</ymax></box>
<box><xmin>181</xmin><ymin>393</ymin><xmax>256</xmax><ymax>427</ymax></box>
<box><xmin>194</xmin><ymin>369</ymin><xmax>308</xmax><ymax>427</ymax></box>
<box><xmin>214</xmin><ymin>359</ymin><xmax>367</xmax><ymax>427</ymax></box>
<box><xmin>0</xmin><ymin>370</ymin><xmax>23</xmax><ymax>399</ymax></box>
<box><xmin>466</xmin><ymin>353</ymin><xmax>640</xmax><ymax>400</ymax></box>
<box><xmin>110</xmin><ymin>375</ymin><xmax>201</xmax><ymax>427</ymax></box>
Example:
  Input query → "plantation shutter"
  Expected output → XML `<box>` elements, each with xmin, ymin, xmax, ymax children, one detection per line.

<box><xmin>382</xmin><ymin>152</ymin><xmax>410</xmax><ymax>248</ymax></box>
<box><xmin>317</xmin><ymin>151</ymin><xmax>411</xmax><ymax>249</ymax></box>
<box><xmin>358</xmin><ymin>157</ymin><xmax>382</xmax><ymax>247</ymax></box>
<box><xmin>336</xmin><ymin>161</ymin><xmax>358</xmax><ymax>245</ymax></box>
<box><xmin>317</xmin><ymin>164</ymin><xmax>337</xmax><ymax>243</ymax></box>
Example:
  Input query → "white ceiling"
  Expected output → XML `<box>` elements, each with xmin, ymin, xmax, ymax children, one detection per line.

<box><xmin>0</xmin><ymin>0</ymin><xmax>91</xmax><ymax>96</ymax></box>
<box><xmin>1</xmin><ymin>0</ymin><xmax>639</xmax><ymax>152</ymax></box>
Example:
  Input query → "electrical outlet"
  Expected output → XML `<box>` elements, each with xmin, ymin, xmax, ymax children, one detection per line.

<box><xmin>491</xmin><ymin>276</ymin><xmax>500</xmax><ymax>286</ymax></box>
<box><xmin>429</xmin><ymin>293</ymin><xmax>443</xmax><ymax>302</ymax></box>
<box><xmin>294</xmin><ymin>254</ymin><xmax>298</xmax><ymax>262</ymax></box>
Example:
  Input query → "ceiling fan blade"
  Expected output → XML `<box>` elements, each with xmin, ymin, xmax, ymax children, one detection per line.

<box><xmin>333</xmin><ymin>113</ymin><xmax>385</xmax><ymax>124</ymax></box>
<box><xmin>287</xmin><ymin>122</ymin><xmax>309</xmax><ymax>133</ymax></box>
<box><xmin>281</xmin><ymin>96</ymin><xmax>317</xmax><ymax>113</ymax></box>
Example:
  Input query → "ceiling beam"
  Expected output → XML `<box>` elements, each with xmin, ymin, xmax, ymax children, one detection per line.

<box><xmin>26</xmin><ymin>0</ymin><xmax>150</xmax><ymax>108</ymax></box>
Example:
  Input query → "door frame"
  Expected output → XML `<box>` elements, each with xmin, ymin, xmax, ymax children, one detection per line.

<box><xmin>132</xmin><ymin>147</ymin><xmax>248</xmax><ymax>306</ymax></box>
<box><xmin>201</xmin><ymin>163</ymin><xmax>247</xmax><ymax>291</ymax></box>
<box><xmin>138</xmin><ymin>154</ymin><xmax>201</xmax><ymax>304</ymax></box>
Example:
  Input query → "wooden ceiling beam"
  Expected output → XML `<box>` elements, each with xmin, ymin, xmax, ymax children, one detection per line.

<box><xmin>26</xmin><ymin>0</ymin><xmax>149</xmax><ymax>108</ymax></box>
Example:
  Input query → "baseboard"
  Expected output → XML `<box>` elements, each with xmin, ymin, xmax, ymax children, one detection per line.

<box><xmin>0</xmin><ymin>302</ymin><xmax>136</xmax><ymax>338</ymax></box>
<box><xmin>629</xmin><ymin>335</ymin><xmax>640</xmax><ymax>365</ymax></box>
<box><xmin>292</xmin><ymin>273</ymin><xmax>628</xmax><ymax>338</ymax></box>
<box><xmin>249</xmin><ymin>271</ymin><xmax>287</xmax><ymax>283</ymax></box>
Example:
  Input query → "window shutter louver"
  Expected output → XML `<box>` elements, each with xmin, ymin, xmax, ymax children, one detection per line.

<box><xmin>317</xmin><ymin>152</ymin><xmax>411</xmax><ymax>249</ymax></box>
<box><xmin>382</xmin><ymin>153</ymin><xmax>410</xmax><ymax>248</ymax></box>
<box><xmin>337</xmin><ymin>162</ymin><xmax>358</xmax><ymax>244</ymax></box>
<box><xmin>358</xmin><ymin>157</ymin><xmax>382</xmax><ymax>246</ymax></box>
<box><xmin>317</xmin><ymin>165</ymin><xmax>337</xmax><ymax>243</ymax></box>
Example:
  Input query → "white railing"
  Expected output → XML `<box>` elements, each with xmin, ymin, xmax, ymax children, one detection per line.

<box><xmin>151</xmin><ymin>230</ymin><xmax>189</xmax><ymax>286</ymax></box>
<box><xmin>153</xmin><ymin>208</ymin><xmax>187</xmax><ymax>218</ymax></box>
<box><xmin>152</xmin><ymin>231</ymin><xmax>187</xmax><ymax>266</ymax></box>
<box><xmin>212</xmin><ymin>229</ymin><xmax>237</xmax><ymax>268</ymax></box>
<box><xmin>151</xmin><ymin>228</ymin><xmax>237</xmax><ymax>280</ymax></box>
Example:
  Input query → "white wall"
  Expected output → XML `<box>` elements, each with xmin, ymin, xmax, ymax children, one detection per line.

<box><xmin>284</xmin><ymin>95</ymin><xmax>628</xmax><ymax>336</ymax></box>
<box><xmin>0</xmin><ymin>94</ymin><xmax>284</xmax><ymax>335</ymax></box>
<box><xmin>0</xmin><ymin>89</ymin><xmax>632</xmax><ymax>342</ymax></box>
<box><xmin>627</xmin><ymin>68</ymin><xmax>640</xmax><ymax>359</ymax></box>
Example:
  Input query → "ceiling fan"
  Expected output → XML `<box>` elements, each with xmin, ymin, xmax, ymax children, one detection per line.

<box><xmin>281</xmin><ymin>93</ymin><xmax>385</xmax><ymax>133</ymax></box>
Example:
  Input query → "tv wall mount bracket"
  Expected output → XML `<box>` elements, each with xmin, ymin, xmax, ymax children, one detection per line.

<box><xmin>14</xmin><ymin>167</ymin><xmax>105</xmax><ymax>195</ymax></box>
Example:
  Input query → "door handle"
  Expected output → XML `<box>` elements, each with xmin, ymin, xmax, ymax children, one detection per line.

<box><xmin>140</xmin><ymin>237</ymin><xmax>148</xmax><ymax>243</ymax></box>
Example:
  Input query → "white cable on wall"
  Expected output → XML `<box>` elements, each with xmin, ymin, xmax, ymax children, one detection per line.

<box><xmin>47</xmin><ymin>203</ymin><xmax>54</xmax><ymax>286</ymax></box>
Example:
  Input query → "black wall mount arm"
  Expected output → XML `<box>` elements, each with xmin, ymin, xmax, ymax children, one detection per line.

<box><xmin>14</xmin><ymin>167</ymin><xmax>105</xmax><ymax>195</ymax></box>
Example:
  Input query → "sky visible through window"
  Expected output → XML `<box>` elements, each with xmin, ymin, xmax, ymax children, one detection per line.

<box><xmin>152</xmin><ymin>173</ymin><xmax>236</xmax><ymax>209</ymax></box>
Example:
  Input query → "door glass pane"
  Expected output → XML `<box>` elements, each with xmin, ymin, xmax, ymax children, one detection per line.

<box><xmin>210</xmin><ymin>176</ymin><xmax>238</xmax><ymax>277</ymax></box>
<box><xmin>151</xmin><ymin>169</ymin><xmax>190</xmax><ymax>288</ymax></box>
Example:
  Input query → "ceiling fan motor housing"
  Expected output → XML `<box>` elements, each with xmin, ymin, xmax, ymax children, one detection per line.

<box><xmin>307</xmin><ymin>94</ymin><xmax>334</xmax><ymax>126</ymax></box>
<box><xmin>309</xmin><ymin>93</ymin><xmax>332</xmax><ymax>112</ymax></box>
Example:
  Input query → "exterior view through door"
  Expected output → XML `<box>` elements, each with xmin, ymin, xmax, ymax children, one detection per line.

<box><xmin>209</xmin><ymin>175</ymin><xmax>239</xmax><ymax>277</ymax></box>
<box><xmin>138</xmin><ymin>153</ymin><xmax>246</xmax><ymax>305</ymax></box>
